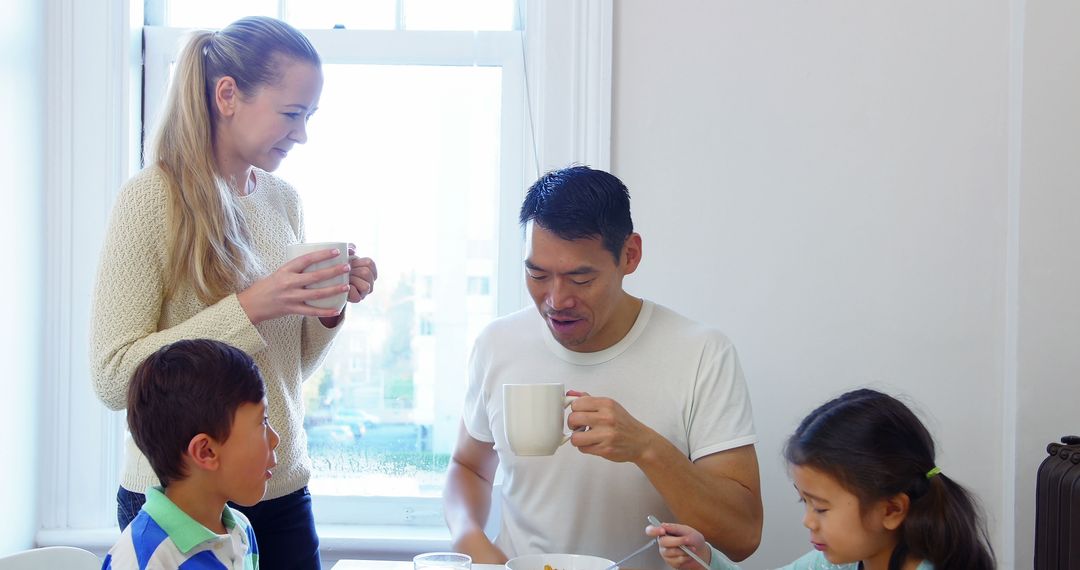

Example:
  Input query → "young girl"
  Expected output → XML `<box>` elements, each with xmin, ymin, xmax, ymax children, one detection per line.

<box><xmin>647</xmin><ymin>389</ymin><xmax>994</xmax><ymax>570</ymax></box>
<box><xmin>90</xmin><ymin>16</ymin><xmax>376</xmax><ymax>569</ymax></box>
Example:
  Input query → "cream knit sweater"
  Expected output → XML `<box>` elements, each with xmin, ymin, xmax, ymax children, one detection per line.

<box><xmin>90</xmin><ymin>166</ymin><xmax>341</xmax><ymax>500</ymax></box>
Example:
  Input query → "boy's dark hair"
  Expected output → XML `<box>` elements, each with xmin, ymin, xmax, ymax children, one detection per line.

<box><xmin>784</xmin><ymin>388</ymin><xmax>995</xmax><ymax>570</ymax></box>
<box><xmin>127</xmin><ymin>339</ymin><xmax>266</xmax><ymax>486</ymax></box>
<box><xmin>519</xmin><ymin>165</ymin><xmax>634</xmax><ymax>265</ymax></box>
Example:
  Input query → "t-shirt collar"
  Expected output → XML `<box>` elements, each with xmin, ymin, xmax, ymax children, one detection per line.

<box><xmin>538</xmin><ymin>299</ymin><xmax>654</xmax><ymax>365</ymax></box>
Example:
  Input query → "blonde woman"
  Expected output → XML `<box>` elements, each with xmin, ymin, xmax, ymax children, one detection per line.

<box><xmin>90</xmin><ymin>16</ymin><xmax>375</xmax><ymax>569</ymax></box>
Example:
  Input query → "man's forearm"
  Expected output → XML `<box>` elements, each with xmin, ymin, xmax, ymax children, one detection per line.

<box><xmin>635</xmin><ymin>440</ymin><xmax>763</xmax><ymax>562</ymax></box>
<box><xmin>444</xmin><ymin>461</ymin><xmax>493</xmax><ymax>539</ymax></box>
<box><xmin>443</xmin><ymin>460</ymin><xmax>513</xmax><ymax>563</ymax></box>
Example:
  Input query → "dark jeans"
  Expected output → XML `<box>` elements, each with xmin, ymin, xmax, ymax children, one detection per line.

<box><xmin>117</xmin><ymin>486</ymin><xmax>321</xmax><ymax>569</ymax></box>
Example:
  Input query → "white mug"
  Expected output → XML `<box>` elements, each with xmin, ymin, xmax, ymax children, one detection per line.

<box><xmin>503</xmin><ymin>383</ymin><xmax>579</xmax><ymax>456</ymax></box>
<box><xmin>285</xmin><ymin>241</ymin><xmax>349</xmax><ymax>311</ymax></box>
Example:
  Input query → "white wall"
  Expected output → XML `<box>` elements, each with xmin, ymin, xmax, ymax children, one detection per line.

<box><xmin>1014</xmin><ymin>3</ymin><xmax>1080</xmax><ymax>569</ymax></box>
<box><xmin>0</xmin><ymin>0</ymin><xmax>44</xmax><ymax>557</ymax></box>
<box><xmin>613</xmin><ymin>2</ymin><xmax>1014</xmax><ymax>567</ymax></box>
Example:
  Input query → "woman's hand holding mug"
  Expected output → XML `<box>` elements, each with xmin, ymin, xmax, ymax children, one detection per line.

<box><xmin>238</xmin><ymin>245</ymin><xmax>351</xmax><ymax>324</ymax></box>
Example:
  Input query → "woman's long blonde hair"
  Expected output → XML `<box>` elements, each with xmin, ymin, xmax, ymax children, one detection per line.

<box><xmin>150</xmin><ymin>17</ymin><xmax>320</xmax><ymax>304</ymax></box>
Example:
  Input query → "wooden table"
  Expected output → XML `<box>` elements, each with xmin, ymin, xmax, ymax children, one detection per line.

<box><xmin>332</xmin><ymin>561</ymin><xmax>504</xmax><ymax>570</ymax></box>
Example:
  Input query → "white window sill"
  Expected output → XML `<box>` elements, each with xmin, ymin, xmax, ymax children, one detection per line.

<box><xmin>319</xmin><ymin>524</ymin><xmax>452</xmax><ymax>561</ymax></box>
<box><xmin>36</xmin><ymin>528</ymin><xmax>120</xmax><ymax>557</ymax></box>
<box><xmin>37</xmin><ymin>524</ymin><xmax>452</xmax><ymax>560</ymax></box>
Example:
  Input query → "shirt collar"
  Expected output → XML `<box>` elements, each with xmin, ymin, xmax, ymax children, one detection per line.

<box><xmin>142</xmin><ymin>486</ymin><xmax>234</xmax><ymax>554</ymax></box>
<box><xmin>539</xmin><ymin>299</ymin><xmax>653</xmax><ymax>365</ymax></box>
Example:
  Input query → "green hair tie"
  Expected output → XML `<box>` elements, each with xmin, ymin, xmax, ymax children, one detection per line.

<box><xmin>925</xmin><ymin>466</ymin><xmax>942</xmax><ymax>479</ymax></box>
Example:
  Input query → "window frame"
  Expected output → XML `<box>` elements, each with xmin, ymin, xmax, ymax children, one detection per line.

<box><xmin>39</xmin><ymin>0</ymin><xmax>611</xmax><ymax>553</ymax></box>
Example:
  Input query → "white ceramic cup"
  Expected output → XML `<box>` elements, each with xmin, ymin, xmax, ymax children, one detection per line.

<box><xmin>285</xmin><ymin>241</ymin><xmax>349</xmax><ymax>311</ymax></box>
<box><xmin>503</xmin><ymin>383</ymin><xmax>579</xmax><ymax>456</ymax></box>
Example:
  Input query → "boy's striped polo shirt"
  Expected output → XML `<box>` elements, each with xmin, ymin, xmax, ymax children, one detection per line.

<box><xmin>103</xmin><ymin>486</ymin><xmax>259</xmax><ymax>569</ymax></box>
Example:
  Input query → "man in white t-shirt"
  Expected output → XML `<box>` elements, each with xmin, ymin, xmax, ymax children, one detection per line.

<box><xmin>443</xmin><ymin>166</ymin><xmax>763</xmax><ymax>568</ymax></box>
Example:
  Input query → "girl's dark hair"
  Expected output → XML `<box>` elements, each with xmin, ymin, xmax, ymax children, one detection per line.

<box><xmin>519</xmin><ymin>165</ymin><xmax>633</xmax><ymax>264</ymax></box>
<box><xmin>127</xmin><ymin>339</ymin><xmax>266</xmax><ymax>486</ymax></box>
<box><xmin>784</xmin><ymin>389</ymin><xmax>995</xmax><ymax>570</ymax></box>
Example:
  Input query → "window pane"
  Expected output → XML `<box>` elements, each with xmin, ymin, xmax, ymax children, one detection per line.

<box><xmin>166</xmin><ymin>0</ymin><xmax>278</xmax><ymax>28</ymax></box>
<box><xmin>405</xmin><ymin>0</ymin><xmax>515</xmax><ymax>31</ymax></box>
<box><xmin>276</xmin><ymin>64</ymin><xmax>502</xmax><ymax>497</ymax></box>
<box><xmin>288</xmin><ymin>0</ymin><xmax>397</xmax><ymax>31</ymax></box>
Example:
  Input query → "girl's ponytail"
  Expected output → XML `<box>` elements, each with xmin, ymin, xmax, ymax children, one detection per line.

<box><xmin>903</xmin><ymin>473</ymin><xmax>995</xmax><ymax>570</ymax></box>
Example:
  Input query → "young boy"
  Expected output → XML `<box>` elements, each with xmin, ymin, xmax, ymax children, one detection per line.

<box><xmin>103</xmin><ymin>339</ymin><xmax>279</xmax><ymax>569</ymax></box>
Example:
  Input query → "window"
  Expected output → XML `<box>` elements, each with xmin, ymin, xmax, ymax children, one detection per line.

<box><xmin>282</xmin><ymin>62</ymin><xmax>504</xmax><ymax>503</ymax></box>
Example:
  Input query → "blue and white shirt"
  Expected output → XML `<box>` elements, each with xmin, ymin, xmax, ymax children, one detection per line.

<box><xmin>103</xmin><ymin>487</ymin><xmax>259</xmax><ymax>570</ymax></box>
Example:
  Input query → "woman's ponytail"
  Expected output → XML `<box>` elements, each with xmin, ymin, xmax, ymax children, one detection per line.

<box><xmin>151</xmin><ymin>30</ymin><xmax>256</xmax><ymax>304</ymax></box>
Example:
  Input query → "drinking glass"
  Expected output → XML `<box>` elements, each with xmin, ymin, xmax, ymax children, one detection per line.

<box><xmin>414</xmin><ymin>552</ymin><xmax>472</xmax><ymax>570</ymax></box>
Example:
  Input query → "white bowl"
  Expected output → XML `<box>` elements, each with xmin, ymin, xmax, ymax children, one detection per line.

<box><xmin>505</xmin><ymin>553</ymin><xmax>616</xmax><ymax>570</ymax></box>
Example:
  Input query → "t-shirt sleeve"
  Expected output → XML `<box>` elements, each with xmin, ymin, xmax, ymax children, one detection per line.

<box><xmin>461</xmin><ymin>334</ymin><xmax>495</xmax><ymax>443</ymax></box>
<box><xmin>687</xmin><ymin>336</ymin><xmax>757</xmax><ymax>461</ymax></box>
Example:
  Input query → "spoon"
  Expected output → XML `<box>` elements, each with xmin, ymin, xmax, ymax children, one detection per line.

<box><xmin>601</xmin><ymin>537</ymin><xmax>657</xmax><ymax>570</ymax></box>
<box><xmin>647</xmin><ymin>515</ymin><xmax>711</xmax><ymax>570</ymax></box>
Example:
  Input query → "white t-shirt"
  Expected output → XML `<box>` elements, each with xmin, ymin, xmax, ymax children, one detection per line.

<box><xmin>463</xmin><ymin>300</ymin><xmax>757</xmax><ymax>569</ymax></box>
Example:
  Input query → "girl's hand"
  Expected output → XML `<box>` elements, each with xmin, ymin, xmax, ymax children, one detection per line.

<box><xmin>646</xmin><ymin>522</ymin><xmax>711</xmax><ymax>570</ymax></box>
<box><xmin>238</xmin><ymin>247</ymin><xmax>352</xmax><ymax>324</ymax></box>
<box><xmin>346</xmin><ymin>243</ymin><xmax>377</xmax><ymax>303</ymax></box>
